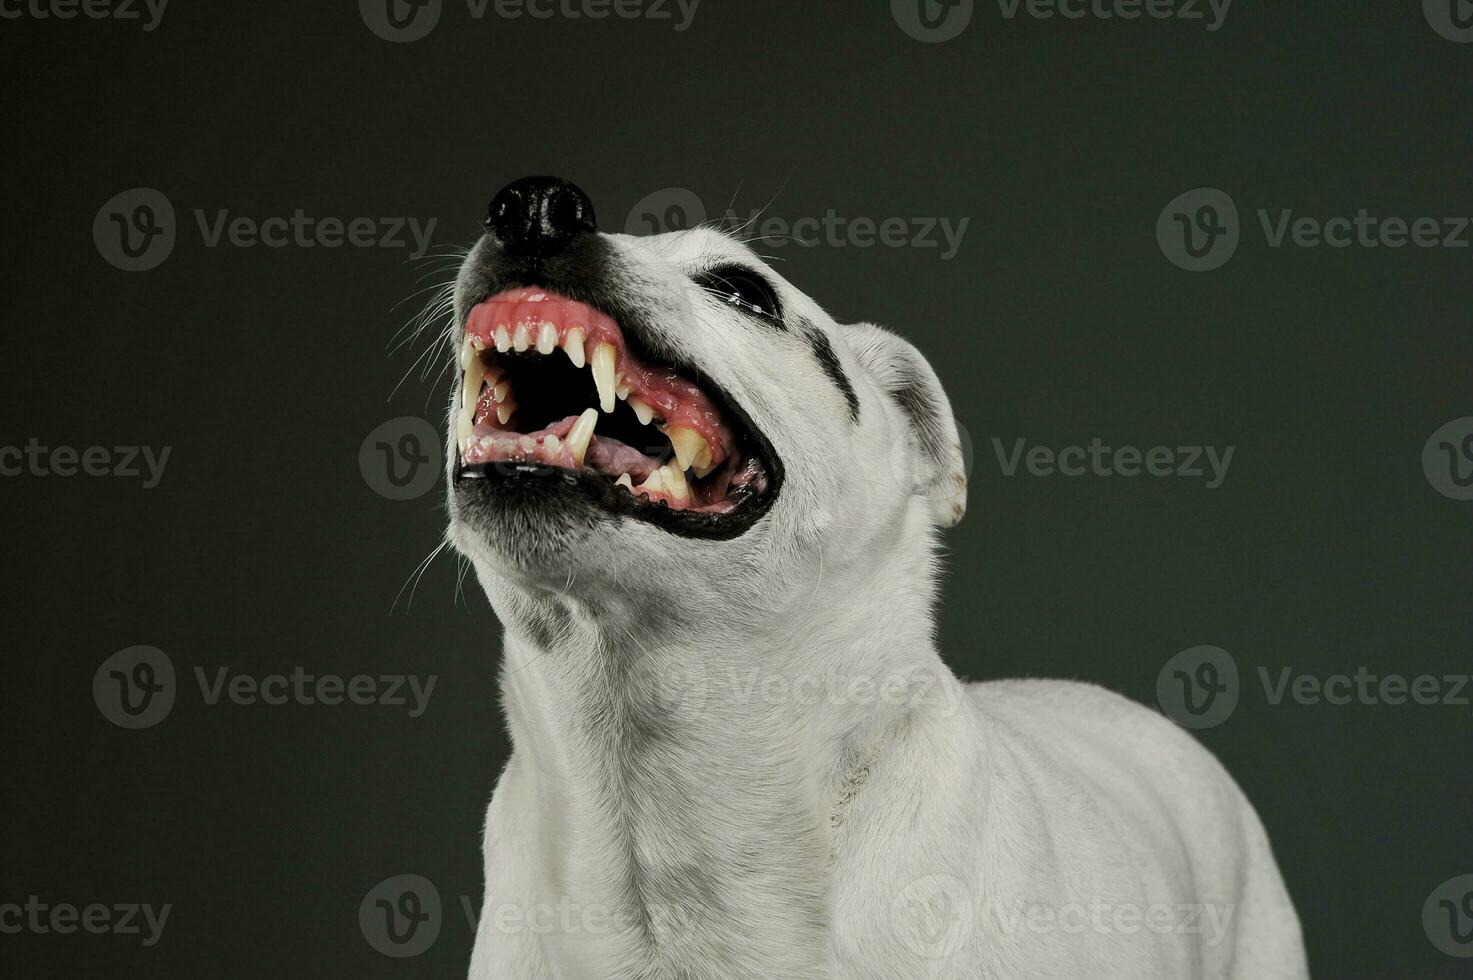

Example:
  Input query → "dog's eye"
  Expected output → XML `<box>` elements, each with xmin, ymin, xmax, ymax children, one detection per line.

<box><xmin>693</xmin><ymin>265</ymin><xmax>783</xmax><ymax>321</ymax></box>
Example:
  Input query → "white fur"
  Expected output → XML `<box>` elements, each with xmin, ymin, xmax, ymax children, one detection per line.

<box><xmin>446</xmin><ymin>228</ymin><xmax>1309</xmax><ymax>979</ymax></box>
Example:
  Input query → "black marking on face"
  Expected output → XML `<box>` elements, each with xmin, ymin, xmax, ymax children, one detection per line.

<box><xmin>807</xmin><ymin>327</ymin><xmax>861</xmax><ymax>423</ymax></box>
<box><xmin>889</xmin><ymin>359</ymin><xmax>949</xmax><ymax>470</ymax></box>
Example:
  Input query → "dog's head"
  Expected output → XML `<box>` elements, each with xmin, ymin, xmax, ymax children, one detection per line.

<box><xmin>444</xmin><ymin>178</ymin><xmax>966</xmax><ymax>606</ymax></box>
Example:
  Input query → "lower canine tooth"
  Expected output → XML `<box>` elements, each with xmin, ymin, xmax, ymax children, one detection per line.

<box><xmin>536</xmin><ymin>322</ymin><xmax>557</xmax><ymax>355</ymax></box>
<box><xmin>590</xmin><ymin>342</ymin><xmax>618</xmax><ymax>413</ymax></box>
<box><xmin>638</xmin><ymin>468</ymin><xmax>666</xmax><ymax>495</ymax></box>
<box><xmin>567</xmin><ymin>408</ymin><xmax>598</xmax><ymax>467</ymax></box>
<box><xmin>663</xmin><ymin>463</ymin><xmax>688</xmax><ymax>500</ymax></box>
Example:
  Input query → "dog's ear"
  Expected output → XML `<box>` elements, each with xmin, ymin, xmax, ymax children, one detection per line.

<box><xmin>842</xmin><ymin>323</ymin><xmax>968</xmax><ymax>527</ymax></box>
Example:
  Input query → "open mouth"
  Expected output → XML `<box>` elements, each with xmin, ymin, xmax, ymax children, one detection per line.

<box><xmin>452</xmin><ymin>287</ymin><xmax>780</xmax><ymax>535</ymax></box>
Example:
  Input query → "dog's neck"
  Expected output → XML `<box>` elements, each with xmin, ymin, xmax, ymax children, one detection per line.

<box><xmin>479</xmin><ymin>506</ymin><xmax>959</xmax><ymax>971</ymax></box>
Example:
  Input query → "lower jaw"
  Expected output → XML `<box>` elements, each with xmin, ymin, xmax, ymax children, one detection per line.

<box><xmin>451</xmin><ymin>459</ymin><xmax>773</xmax><ymax>540</ymax></box>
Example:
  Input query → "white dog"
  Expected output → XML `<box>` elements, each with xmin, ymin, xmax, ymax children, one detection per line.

<box><xmin>442</xmin><ymin>178</ymin><xmax>1309</xmax><ymax>979</ymax></box>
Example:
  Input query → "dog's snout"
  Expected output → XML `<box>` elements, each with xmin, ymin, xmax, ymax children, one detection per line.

<box><xmin>486</xmin><ymin>176</ymin><xmax>597</xmax><ymax>259</ymax></box>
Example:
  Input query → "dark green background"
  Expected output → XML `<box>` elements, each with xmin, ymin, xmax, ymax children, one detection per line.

<box><xmin>2</xmin><ymin>1</ymin><xmax>1469</xmax><ymax>976</ymax></box>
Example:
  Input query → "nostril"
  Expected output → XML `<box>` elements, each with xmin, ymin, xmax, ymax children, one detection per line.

<box><xmin>486</xmin><ymin>176</ymin><xmax>597</xmax><ymax>259</ymax></box>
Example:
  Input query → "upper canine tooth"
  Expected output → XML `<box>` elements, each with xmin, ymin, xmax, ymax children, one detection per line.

<box><xmin>567</xmin><ymin>408</ymin><xmax>598</xmax><ymax>467</ymax></box>
<box><xmin>462</xmin><ymin>355</ymin><xmax>486</xmax><ymax>412</ymax></box>
<box><xmin>627</xmin><ymin>397</ymin><xmax>655</xmax><ymax>426</ymax></box>
<box><xmin>666</xmin><ymin>425</ymin><xmax>710</xmax><ymax>473</ymax></box>
<box><xmin>590</xmin><ymin>343</ymin><xmax>618</xmax><ymax>413</ymax></box>
<box><xmin>563</xmin><ymin>327</ymin><xmax>586</xmax><ymax>368</ymax></box>
<box><xmin>459</xmin><ymin>338</ymin><xmax>474</xmax><ymax>370</ymax></box>
<box><xmin>513</xmin><ymin>323</ymin><xmax>531</xmax><ymax>351</ymax></box>
<box><xmin>536</xmin><ymin>322</ymin><xmax>557</xmax><ymax>355</ymax></box>
<box><xmin>457</xmin><ymin>409</ymin><xmax>473</xmax><ymax>443</ymax></box>
<box><xmin>494</xmin><ymin>325</ymin><xmax>512</xmax><ymax>352</ymax></box>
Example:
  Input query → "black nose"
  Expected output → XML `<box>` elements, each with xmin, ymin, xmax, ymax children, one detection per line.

<box><xmin>485</xmin><ymin>177</ymin><xmax>597</xmax><ymax>259</ymax></box>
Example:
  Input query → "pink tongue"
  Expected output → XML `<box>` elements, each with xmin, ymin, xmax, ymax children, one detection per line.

<box><xmin>586</xmin><ymin>438</ymin><xmax>661</xmax><ymax>482</ymax></box>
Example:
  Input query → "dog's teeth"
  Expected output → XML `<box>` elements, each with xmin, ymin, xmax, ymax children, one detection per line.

<box><xmin>567</xmin><ymin>408</ymin><xmax>597</xmax><ymax>467</ymax></box>
<box><xmin>665</xmin><ymin>425</ymin><xmax>710</xmax><ymax>473</ymax></box>
<box><xmin>662</xmin><ymin>462</ymin><xmax>689</xmax><ymax>500</ymax></box>
<box><xmin>519</xmin><ymin>436</ymin><xmax>537</xmax><ymax>453</ymax></box>
<box><xmin>462</xmin><ymin>354</ymin><xmax>486</xmax><ymax>412</ymax></box>
<box><xmin>536</xmin><ymin>322</ymin><xmax>557</xmax><ymax>355</ymax></box>
<box><xmin>513</xmin><ymin>323</ymin><xmax>531</xmax><ymax>352</ymax></box>
<box><xmin>563</xmin><ymin>327</ymin><xmax>586</xmax><ymax>368</ymax></box>
<box><xmin>616</xmin><ymin>384</ymin><xmax>630</xmax><ymax>401</ymax></box>
<box><xmin>496</xmin><ymin>400</ymin><xmax>516</xmax><ymax>425</ymax></box>
<box><xmin>471</xmin><ymin>335</ymin><xmax>486</xmax><ymax>351</ymax></box>
<box><xmin>615</xmin><ymin>472</ymin><xmax>633</xmax><ymax>490</ymax></box>
<box><xmin>590</xmin><ymin>343</ymin><xmax>618</xmax><ymax>413</ymax></box>
<box><xmin>459</xmin><ymin>338</ymin><xmax>474</xmax><ymax>370</ymax></box>
<box><xmin>457</xmin><ymin>409</ymin><xmax>473</xmax><ymax>443</ymax></box>
<box><xmin>494</xmin><ymin>325</ymin><xmax>511</xmax><ymax>352</ymax></box>
<box><xmin>627</xmin><ymin>397</ymin><xmax>655</xmax><ymax>426</ymax></box>
<box><xmin>637</xmin><ymin>467</ymin><xmax>665</xmax><ymax>495</ymax></box>
<box><xmin>492</xmin><ymin>380</ymin><xmax>510</xmax><ymax>403</ymax></box>
<box><xmin>479</xmin><ymin>435</ymin><xmax>494</xmax><ymax>449</ymax></box>
<box><xmin>545</xmin><ymin>433</ymin><xmax>562</xmax><ymax>454</ymax></box>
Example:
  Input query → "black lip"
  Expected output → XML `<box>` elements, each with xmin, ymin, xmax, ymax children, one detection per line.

<box><xmin>449</xmin><ymin>281</ymin><xmax>784</xmax><ymax>541</ymax></box>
